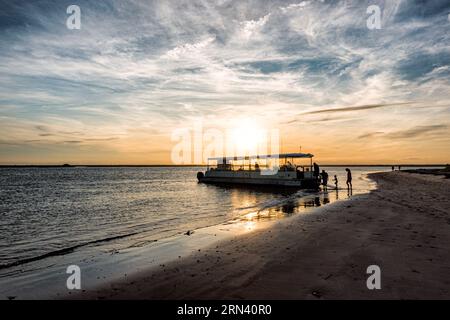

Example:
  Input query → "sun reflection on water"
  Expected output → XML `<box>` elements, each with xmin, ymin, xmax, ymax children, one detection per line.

<box><xmin>243</xmin><ymin>221</ymin><xmax>256</xmax><ymax>232</ymax></box>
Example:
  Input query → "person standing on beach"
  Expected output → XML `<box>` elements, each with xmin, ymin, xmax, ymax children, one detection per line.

<box><xmin>321</xmin><ymin>170</ymin><xmax>329</xmax><ymax>191</ymax></box>
<box><xmin>313</xmin><ymin>162</ymin><xmax>320</xmax><ymax>182</ymax></box>
<box><xmin>345</xmin><ymin>168</ymin><xmax>352</xmax><ymax>191</ymax></box>
<box><xmin>333</xmin><ymin>175</ymin><xmax>338</xmax><ymax>189</ymax></box>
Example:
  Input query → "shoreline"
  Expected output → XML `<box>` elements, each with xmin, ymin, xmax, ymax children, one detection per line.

<box><xmin>1</xmin><ymin>170</ymin><xmax>360</xmax><ymax>300</ymax></box>
<box><xmin>0</xmin><ymin>210</ymin><xmax>280</xmax><ymax>300</ymax></box>
<box><xmin>76</xmin><ymin>171</ymin><xmax>450</xmax><ymax>299</ymax></box>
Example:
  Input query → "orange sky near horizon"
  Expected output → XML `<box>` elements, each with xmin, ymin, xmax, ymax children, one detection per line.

<box><xmin>2</xmin><ymin>114</ymin><xmax>449</xmax><ymax>165</ymax></box>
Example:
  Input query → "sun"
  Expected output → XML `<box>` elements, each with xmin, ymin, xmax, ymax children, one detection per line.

<box><xmin>229</xmin><ymin>119</ymin><xmax>265</xmax><ymax>155</ymax></box>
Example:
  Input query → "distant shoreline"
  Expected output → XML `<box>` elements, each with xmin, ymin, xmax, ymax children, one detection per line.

<box><xmin>0</xmin><ymin>164</ymin><xmax>447</xmax><ymax>168</ymax></box>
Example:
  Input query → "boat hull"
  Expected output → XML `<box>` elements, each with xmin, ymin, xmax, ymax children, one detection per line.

<box><xmin>198</xmin><ymin>176</ymin><xmax>319</xmax><ymax>189</ymax></box>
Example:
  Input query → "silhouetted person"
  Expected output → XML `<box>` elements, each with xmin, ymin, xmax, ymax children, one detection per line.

<box><xmin>398</xmin><ymin>165</ymin><xmax>401</xmax><ymax>171</ymax></box>
<box><xmin>313</xmin><ymin>162</ymin><xmax>320</xmax><ymax>182</ymax></box>
<box><xmin>321</xmin><ymin>170</ymin><xmax>329</xmax><ymax>191</ymax></box>
<box><xmin>345</xmin><ymin>168</ymin><xmax>352</xmax><ymax>191</ymax></box>
<box><xmin>333</xmin><ymin>175</ymin><xmax>338</xmax><ymax>189</ymax></box>
<box><xmin>392</xmin><ymin>166</ymin><xmax>394</xmax><ymax>171</ymax></box>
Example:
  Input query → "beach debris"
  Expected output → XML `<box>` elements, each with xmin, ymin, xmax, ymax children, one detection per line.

<box><xmin>324</xmin><ymin>274</ymin><xmax>333</xmax><ymax>280</ymax></box>
<box><xmin>185</xmin><ymin>230</ymin><xmax>194</xmax><ymax>236</ymax></box>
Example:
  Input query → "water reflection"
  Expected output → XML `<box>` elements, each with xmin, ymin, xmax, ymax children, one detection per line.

<box><xmin>314</xmin><ymin>196</ymin><xmax>321</xmax><ymax>207</ymax></box>
<box><xmin>200</xmin><ymin>167</ymin><xmax>377</xmax><ymax>228</ymax></box>
<box><xmin>208</xmin><ymin>181</ymin><xmax>357</xmax><ymax>225</ymax></box>
<box><xmin>323</xmin><ymin>191</ymin><xmax>330</xmax><ymax>204</ymax></box>
<box><xmin>227</xmin><ymin>190</ymin><xmax>336</xmax><ymax>223</ymax></box>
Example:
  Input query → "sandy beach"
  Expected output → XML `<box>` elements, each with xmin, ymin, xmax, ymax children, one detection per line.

<box><xmin>77</xmin><ymin>172</ymin><xmax>450</xmax><ymax>300</ymax></box>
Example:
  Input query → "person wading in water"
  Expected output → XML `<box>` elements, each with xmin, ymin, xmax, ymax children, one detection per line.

<box><xmin>345</xmin><ymin>168</ymin><xmax>352</xmax><ymax>192</ymax></box>
<box><xmin>321</xmin><ymin>170</ymin><xmax>329</xmax><ymax>191</ymax></box>
<box><xmin>313</xmin><ymin>162</ymin><xmax>320</xmax><ymax>184</ymax></box>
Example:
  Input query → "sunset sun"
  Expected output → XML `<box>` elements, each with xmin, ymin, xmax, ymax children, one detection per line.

<box><xmin>229</xmin><ymin>119</ymin><xmax>265</xmax><ymax>155</ymax></box>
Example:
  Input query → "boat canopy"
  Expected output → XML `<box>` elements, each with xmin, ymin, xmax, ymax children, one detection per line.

<box><xmin>208</xmin><ymin>153</ymin><xmax>314</xmax><ymax>161</ymax></box>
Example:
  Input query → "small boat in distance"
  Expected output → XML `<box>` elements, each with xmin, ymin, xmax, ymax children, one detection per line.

<box><xmin>197</xmin><ymin>153</ymin><xmax>319</xmax><ymax>189</ymax></box>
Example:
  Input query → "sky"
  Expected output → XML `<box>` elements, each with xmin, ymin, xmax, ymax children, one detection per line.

<box><xmin>0</xmin><ymin>0</ymin><xmax>449</xmax><ymax>165</ymax></box>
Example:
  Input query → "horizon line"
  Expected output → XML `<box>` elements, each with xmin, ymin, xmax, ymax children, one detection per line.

<box><xmin>0</xmin><ymin>164</ymin><xmax>447</xmax><ymax>168</ymax></box>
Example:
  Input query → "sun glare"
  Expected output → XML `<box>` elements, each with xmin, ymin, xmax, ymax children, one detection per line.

<box><xmin>229</xmin><ymin>119</ymin><xmax>266</xmax><ymax>155</ymax></box>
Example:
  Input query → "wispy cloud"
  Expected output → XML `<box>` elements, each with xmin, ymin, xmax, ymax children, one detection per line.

<box><xmin>358</xmin><ymin>131</ymin><xmax>384</xmax><ymax>139</ymax></box>
<box><xmin>386</xmin><ymin>125</ymin><xmax>448</xmax><ymax>140</ymax></box>
<box><xmin>358</xmin><ymin>125</ymin><xmax>448</xmax><ymax>140</ymax></box>
<box><xmin>303</xmin><ymin>102</ymin><xmax>413</xmax><ymax>115</ymax></box>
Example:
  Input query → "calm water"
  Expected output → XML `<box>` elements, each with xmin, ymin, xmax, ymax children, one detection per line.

<box><xmin>0</xmin><ymin>166</ymin><xmax>383</xmax><ymax>271</ymax></box>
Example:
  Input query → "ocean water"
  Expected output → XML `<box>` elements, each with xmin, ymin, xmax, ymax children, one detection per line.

<box><xmin>0</xmin><ymin>166</ymin><xmax>407</xmax><ymax>297</ymax></box>
<box><xmin>0</xmin><ymin>166</ymin><xmax>381</xmax><ymax>270</ymax></box>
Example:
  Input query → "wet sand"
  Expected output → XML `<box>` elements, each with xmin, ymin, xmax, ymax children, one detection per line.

<box><xmin>78</xmin><ymin>172</ymin><xmax>450</xmax><ymax>299</ymax></box>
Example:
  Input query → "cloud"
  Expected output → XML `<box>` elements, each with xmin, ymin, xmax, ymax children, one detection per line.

<box><xmin>385</xmin><ymin>125</ymin><xmax>448</xmax><ymax>139</ymax></box>
<box><xmin>164</xmin><ymin>36</ymin><xmax>216</xmax><ymax>59</ymax></box>
<box><xmin>303</xmin><ymin>102</ymin><xmax>413</xmax><ymax>115</ymax></box>
<box><xmin>358</xmin><ymin>125</ymin><xmax>448</xmax><ymax>140</ymax></box>
<box><xmin>240</xmin><ymin>13</ymin><xmax>271</xmax><ymax>40</ymax></box>
<box><xmin>358</xmin><ymin>132</ymin><xmax>385</xmax><ymax>139</ymax></box>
